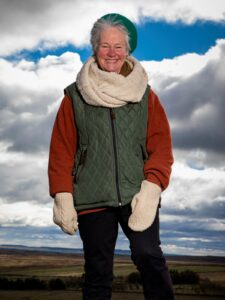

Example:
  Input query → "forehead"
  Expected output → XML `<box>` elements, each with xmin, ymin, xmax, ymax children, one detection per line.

<box><xmin>99</xmin><ymin>26</ymin><xmax>126</xmax><ymax>43</ymax></box>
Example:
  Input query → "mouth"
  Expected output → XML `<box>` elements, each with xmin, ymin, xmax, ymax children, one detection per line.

<box><xmin>106</xmin><ymin>59</ymin><xmax>117</xmax><ymax>63</ymax></box>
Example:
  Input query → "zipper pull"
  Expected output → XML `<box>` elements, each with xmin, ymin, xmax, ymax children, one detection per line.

<box><xmin>110</xmin><ymin>109</ymin><xmax>115</xmax><ymax>120</ymax></box>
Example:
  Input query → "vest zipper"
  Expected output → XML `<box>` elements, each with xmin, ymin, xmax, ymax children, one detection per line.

<box><xmin>109</xmin><ymin>108</ymin><xmax>122</xmax><ymax>206</ymax></box>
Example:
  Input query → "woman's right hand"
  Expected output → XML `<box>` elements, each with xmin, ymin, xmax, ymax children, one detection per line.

<box><xmin>53</xmin><ymin>192</ymin><xmax>78</xmax><ymax>235</ymax></box>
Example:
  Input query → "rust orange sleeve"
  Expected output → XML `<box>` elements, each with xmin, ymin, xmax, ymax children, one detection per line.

<box><xmin>144</xmin><ymin>90</ymin><xmax>174</xmax><ymax>191</ymax></box>
<box><xmin>48</xmin><ymin>95</ymin><xmax>77</xmax><ymax>197</ymax></box>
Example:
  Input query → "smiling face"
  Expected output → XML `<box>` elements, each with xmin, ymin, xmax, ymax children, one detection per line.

<box><xmin>96</xmin><ymin>26</ymin><xmax>128</xmax><ymax>73</ymax></box>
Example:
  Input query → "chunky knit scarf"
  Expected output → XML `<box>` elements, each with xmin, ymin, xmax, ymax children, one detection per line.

<box><xmin>76</xmin><ymin>56</ymin><xmax>148</xmax><ymax>108</ymax></box>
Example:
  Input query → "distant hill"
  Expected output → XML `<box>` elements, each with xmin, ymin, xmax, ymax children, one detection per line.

<box><xmin>0</xmin><ymin>244</ymin><xmax>84</xmax><ymax>255</ymax></box>
<box><xmin>1</xmin><ymin>244</ymin><xmax>225</xmax><ymax>264</ymax></box>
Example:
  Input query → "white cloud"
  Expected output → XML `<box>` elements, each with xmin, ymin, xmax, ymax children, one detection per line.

<box><xmin>0</xmin><ymin>0</ymin><xmax>225</xmax><ymax>56</ymax></box>
<box><xmin>160</xmin><ymin>160</ymin><xmax>225</xmax><ymax>233</ymax></box>
<box><xmin>142</xmin><ymin>38</ymin><xmax>224</xmax><ymax>92</ymax></box>
<box><xmin>0</xmin><ymin>52</ymin><xmax>82</xmax><ymax>94</ymax></box>
<box><xmin>0</xmin><ymin>226</ymin><xmax>83</xmax><ymax>249</ymax></box>
<box><xmin>0</xmin><ymin>52</ymin><xmax>82</xmax><ymax>154</ymax></box>
<box><xmin>163</xmin><ymin>244</ymin><xmax>225</xmax><ymax>256</ymax></box>
<box><xmin>0</xmin><ymin>199</ymin><xmax>52</xmax><ymax>227</ymax></box>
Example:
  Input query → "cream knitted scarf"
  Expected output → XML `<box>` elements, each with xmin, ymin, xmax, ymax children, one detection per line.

<box><xmin>76</xmin><ymin>56</ymin><xmax>148</xmax><ymax>108</ymax></box>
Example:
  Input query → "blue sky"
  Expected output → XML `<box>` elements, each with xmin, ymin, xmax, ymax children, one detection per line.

<box><xmin>0</xmin><ymin>0</ymin><xmax>225</xmax><ymax>256</ymax></box>
<box><xmin>135</xmin><ymin>20</ymin><xmax>225</xmax><ymax>60</ymax></box>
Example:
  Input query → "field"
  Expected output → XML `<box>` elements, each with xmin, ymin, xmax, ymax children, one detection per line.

<box><xmin>1</xmin><ymin>250</ymin><xmax>225</xmax><ymax>284</ymax></box>
<box><xmin>0</xmin><ymin>248</ymin><xmax>225</xmax><ymax>299</ymax></box>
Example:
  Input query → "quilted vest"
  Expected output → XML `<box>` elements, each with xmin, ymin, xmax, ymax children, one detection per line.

<box><xmin>65</xmin><ymin>82</ymin><xmax>150</xmax><ymax>211</ymax></box>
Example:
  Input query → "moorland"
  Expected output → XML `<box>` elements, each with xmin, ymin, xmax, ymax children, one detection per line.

<box><xmin>0</xmin><ymin>246</ymin><xmax>225</xmax><ymax>299</ymax></box>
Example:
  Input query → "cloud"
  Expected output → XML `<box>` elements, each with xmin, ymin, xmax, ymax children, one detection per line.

<box><xmin>162</xmin><ymin>161</ymin><xmax>225</xmax><ymax>214</ymax></box>
<box><xmin>0</xmin><ymin>199</ymin><xmax>52</xmax><ymax>227</ymax></box>
<box><xmin>0</xmin><ymin>52</ymin><xmax>82</xmax><ymax>153</ymax></box>
<box><xmin>165</xmin><ymin>56</ymin><xmax>225</xmax><ymax>156</ymax></box>
<box><xmin>142</xmin><ymin>39</ymin><xmax>225</xmax><ymax>167</ymax></box>
<box><xmin>0</xmin><ymin>0</ymin><xmax>225</xmax><ymax>56</ymax></box>
<box><xmin>0</xmin><ymin>150</ymin><xmax>49</xmax><ymax>204</ymax></box>
<box><xmin>0</xmin><ymin>225</ymin><xmax>83</xmax><ymax>249</ymax></box>
<box><xmin>159</xmin><ymin>209</ymin><xmax>225</xmax><ymax>255</ymax></box>
<box><xmin>158</xmin><ymin>158</ymin><xmax>225</xmax><ymax>256</ymax></box>
<box><xmin>0</xmin><ymin>52</ymin><xmax>82</xmax><ymax>209</ymax></box>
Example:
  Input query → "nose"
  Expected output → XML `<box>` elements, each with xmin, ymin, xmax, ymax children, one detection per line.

<box><xmin>107</xmin><ymin>47</ymin><xmax>116</xmax><ymax>57</ymax></box>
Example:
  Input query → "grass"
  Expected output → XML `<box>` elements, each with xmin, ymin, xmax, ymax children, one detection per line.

<box><xmin>168</xmin><ymin>263</ymin><xmax>225</xmax><ymax>273</ymax></box>
<box><xmin>0</xmin><ymin>266</ymin><xmax>84</xmax><ymax>278</ymax></box>
<box><xmin>2</xmin><ymin>259</ymin><xmax>225</xmax><ymax>284</ymax></box>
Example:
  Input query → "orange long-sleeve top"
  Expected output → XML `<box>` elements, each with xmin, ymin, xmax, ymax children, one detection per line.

<box><xmin>48</xmin><ymin>89</ymin><xmax>174</xmax><ymax>200</ymax></box>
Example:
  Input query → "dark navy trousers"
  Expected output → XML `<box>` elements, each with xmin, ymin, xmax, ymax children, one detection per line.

<box><xmin>78</xmin><ymin>203</ymin><xmax>175</xmax><ymax>300</ymax></box>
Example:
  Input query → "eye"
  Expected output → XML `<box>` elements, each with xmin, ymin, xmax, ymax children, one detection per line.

<box><xmin>100</xmin><ymin>44</ymin><xmax>109</xmax><ymax>49</ymax></box>
<box><xmin>115</xmin><ymin>45</ymin><xmax>126</xmax><ymax>51</ymax></box>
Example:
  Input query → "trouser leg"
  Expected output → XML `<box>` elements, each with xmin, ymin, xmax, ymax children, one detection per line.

<box><xmin>78</xmin><ymin>209</ymin><xmax>118</xmax><ymax>300</ymax></box>
<box><xmin>119</xmin><ymin>204</ymin><xmax>175</xmax><ymax>300</ymax></box>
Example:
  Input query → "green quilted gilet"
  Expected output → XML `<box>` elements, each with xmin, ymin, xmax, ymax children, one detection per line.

<box><xmin>65</xmin><ymin>82</ymin><xmax>149</xmax><ymax>211</ymax></box>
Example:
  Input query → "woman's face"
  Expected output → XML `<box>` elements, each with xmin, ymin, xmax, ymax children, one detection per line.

<box><xmin>96</xmin><ymin>26</ymin><xmax>128</xmax><ymax>73</ymax></box>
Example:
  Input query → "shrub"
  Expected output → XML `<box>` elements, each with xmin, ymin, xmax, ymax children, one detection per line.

<box><xmin>127</xmin><ymin>272</ymin><xmax>142</xmax><ymax>284</ymax></box>
<box><xmin>0</xmin><ymin>277</ymin><xmax>10</xmax><ymax>289</ymax></box>
<box><xmin>49</xmin><ymin>278</ymin><xmax>66</xmax><ymax>290</ymax></box>
<box><xmin>0</xmin><ymin>277</ymin><xmax>46</xmax><ymax>290</ymax></box>
<box><xmin>24</xmin><ymin>277</ymin><xmax>46</xmax><ymax>290</ymax></box>
<box><xmin>170</xmin><ymin>269</ymin><xmax>199</xmax><ymax>285</ymax></box>
<box><xmin>126</xmin><ymin>269</ymin><xmax>200</xmax><ymax>286</ymax></box>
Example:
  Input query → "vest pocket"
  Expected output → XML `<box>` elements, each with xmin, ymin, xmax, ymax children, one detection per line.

<box><xmin>140</xmin><ymin>143</ymin><xmax>148</xmax><ymax>161</ymax></box>
<box><xmin>134</xmin><ymin>143</ymin><xmax>148</xmax><ymax>164</ymax></box>
<box><xmin>73</xmin><ymin>147</ymin><xmax>87</xmax><ymax>183</ymax></box>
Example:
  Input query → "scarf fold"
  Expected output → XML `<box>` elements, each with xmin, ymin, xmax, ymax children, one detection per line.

<box><xmin>76</xmin><ymin>56</ymin><xmax>148</xmax><ymax>108</ymax></box>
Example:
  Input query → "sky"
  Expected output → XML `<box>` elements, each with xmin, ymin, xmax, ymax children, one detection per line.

<box><xmin>0</xmin><ymin>0</ymin><xmax>225</xmax><ymax>256</ymax></box>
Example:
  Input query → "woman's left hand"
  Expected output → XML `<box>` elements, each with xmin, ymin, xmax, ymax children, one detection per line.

<box><xmin>128</xmin><ymin>181</ymin><xmax>161</xmax><ymax>231</ymax></box>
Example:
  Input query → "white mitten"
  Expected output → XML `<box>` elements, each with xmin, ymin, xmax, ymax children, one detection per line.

<box><xmin>128</xmin><ymin>180</ymin><xmax>161</xmax><ymax>232</ymax></box>
<box><xmin>53</xmin><ymin>192</ymin><xmax>78</xmax><ymax>235</ymax></box>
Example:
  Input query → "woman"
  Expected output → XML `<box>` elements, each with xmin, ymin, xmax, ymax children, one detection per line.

<box><xmin>48</xmin><ymin>13</ymin><xmax>175</xmax><ymax>300</ymax></box>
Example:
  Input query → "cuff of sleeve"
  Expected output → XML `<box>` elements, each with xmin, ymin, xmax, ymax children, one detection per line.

<box><xmin>49</xmin><ymin>176</ymin><xmax>73</xmax><ymax>198</ymax></box>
